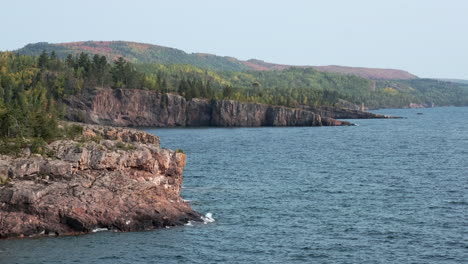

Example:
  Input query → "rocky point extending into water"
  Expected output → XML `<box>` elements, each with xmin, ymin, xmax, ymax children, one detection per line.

<box><xmin>303</xmin><ymin>105</ymin><xmax>399</xmax><ymax>119</ymax></box>
<box><xmin>65</xmin><ymin>88</ymin><xmax>360</xmax><ymax>127</ymax></box>
<box><xmin>0</xmin><ymin>124</ymin><xmax>201</xmax><ymax>239</ymax></box>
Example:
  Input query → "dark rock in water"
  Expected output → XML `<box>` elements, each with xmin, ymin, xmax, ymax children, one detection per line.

<box><xmin>64</xmin><ymin>88</ymin><xmax>354</xmax><ymax>127</ymax></box>
<box><xmin>0</xmin><ymin>124</ymin><xmax>201</xmax><ymax>239</ymax></box>
<box><xmin>417</xmin><ymin>113</ymin><xmax>423</xmax><ymax>115</ymax></box>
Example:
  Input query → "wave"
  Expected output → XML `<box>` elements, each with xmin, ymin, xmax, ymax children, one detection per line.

<box><xmin>201</xmin><ymin>212</ymin><xmax>215</xmax><ymax>224</ymax></box>
<box><xmin>92</xmin><ymin>227</ymin><xmax>110</xmax><ymax>233</ymax></box>
<box><xmin>184</xmin><ymin>213</ymin><xmax>215</xmax><ymax>227</ymax></box>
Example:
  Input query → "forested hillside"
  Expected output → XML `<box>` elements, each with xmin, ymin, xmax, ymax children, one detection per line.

<box><xmin>16</xmin><ymin>41</ymin><xmax>250</xmax><ymax>72</ymax></box>
<box><xmin>0</xmin><ymin>52</ymin><xmax>84</xmax><ymax>154</ymax></box>
<box><xmin>16</xmin><ymin>41</ymin><xmax>417</xmax><ymax>80</ymax></box>
<box><xmin>436</xmin><ymin>79</ymin><xmax>468</xmax><ymax>85</ymax></box>
<box><xmin>135</xmin><ymin>62</ymin><xmax>468</xmax><ymax>109</ymax></box>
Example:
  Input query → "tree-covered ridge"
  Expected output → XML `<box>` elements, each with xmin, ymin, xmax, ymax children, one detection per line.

<box><xmin>16</xmin><ymin>41</ymin><xmax>418</xmax><ymax>80</ymax></box>
<box><xmin>17</xmin><ymin>41</ymin><xmax>251</xmax><ymax>72</ymax></box>
<box><xmin>436</xmin><ymin>78</ymin><xmax>468</xmax><ymax>85</ymax></box>
<box><xmin>382</xmin><ymin>79</ymin><xmax>468</xmax><ymax>107</ymax></box>
<box><xmin>136</xmin><ymin>63</ymin><xmax>468</xmax><ymax>109</ymax></box>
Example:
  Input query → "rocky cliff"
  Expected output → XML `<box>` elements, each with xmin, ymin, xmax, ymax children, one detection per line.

<box><xmin>0</xmin><ymin>124</ymin><xmax>201</xmax><ymax>239</ymax></box>
<box><xmin>65</xmin><ymin>88</ymin><xmax>353</xmax><ymax>127</ymax></box>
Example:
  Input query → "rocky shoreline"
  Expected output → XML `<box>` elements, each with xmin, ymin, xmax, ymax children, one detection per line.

<box><xmin>64</xmin><ymin>88</ymin><xmax>375</xmax><ymax>127</ymax></box>
<box><xmin>0</xmin><ymin>124</ymin><xmax>201</xmax><ymax>239</ymax></box>
<box><xmin>302</xmin><ymin>105</ymin><xmax>399</xmax><ymax>119</ymax></box>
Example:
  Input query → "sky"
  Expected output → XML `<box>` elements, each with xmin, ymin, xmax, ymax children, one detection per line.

<box><xmin>2</xmin><ymin>0</ymin><xmax>467</xmax><ymax>79</ymax></box>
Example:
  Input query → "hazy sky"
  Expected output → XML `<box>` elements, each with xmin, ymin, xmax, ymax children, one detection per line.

<box><xmin>2</xmin><ymin>0</ymin><xmax>467</xmax><ymax>79</ymax></box>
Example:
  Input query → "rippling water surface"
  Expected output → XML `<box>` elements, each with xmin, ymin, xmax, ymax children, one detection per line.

<box><xmin>1</xmin><ymin>107</ymin><xmax>467</xmax><ymax>263</ymax></box>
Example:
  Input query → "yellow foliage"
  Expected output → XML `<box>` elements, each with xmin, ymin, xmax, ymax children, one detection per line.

<box><xmin>382</xmin><ymin>87</ymin><xmax>399</xmax><ymax>95</ymax></box>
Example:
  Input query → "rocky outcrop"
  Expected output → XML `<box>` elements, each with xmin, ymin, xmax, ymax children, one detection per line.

<box><xmin>0</xmin><ymin>124</ymin><xmax>201</xmax><ymax>239</ymax></box>
<box><xmin>303</xmin><ymin>105</ymin><xmax>399</xmax><ymax>119</ymax></box>
<box><xmin>210</xmin><ymin>100</ymin><xmax>324</xmax><ymax>127</ymax></box>
<box><xmin>65</xmin><ymin>88</ymin><xmax>353</xmax><ymax>127</ymax></box>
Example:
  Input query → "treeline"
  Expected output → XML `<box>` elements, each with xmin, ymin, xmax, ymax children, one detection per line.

<box><xmin>17</xmin><ymin>41</ymin><xmax>251</xmax><ymax>72</ymax></box>
<box><xmin>0</xmin><ymin>52</ymin><xmax>87</xmax><ymax>155</ymax></box>
<box><xmin>137</xmin><ymin>63</ymin><xmax>468</xmax><ymax>109</ymax></box>
<box><xmin>37</xmin><ymin>51</ymin><xmax>156</xmax><ymax>93</ymax></box>
<box><xmin>136</xmin><ymin>64</ymin><xmax>360</xmax><ymax>107</ymax></box>
<box><xmin>385</xmin><ymin>79</ymin><xmax>468</xmax><ymax>107</ymax></box>
<box><xmin>0</xmin><ymin>52</ymin><xmax>59</xmax><ymax>140</ymax></box>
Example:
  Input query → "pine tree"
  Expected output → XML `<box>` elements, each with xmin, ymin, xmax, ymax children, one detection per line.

<box><xmin>0</xmin><ymin>84</ymin><xmax>4</xmax><ymax>109</ymax></box>
<box><xmin>112</xmin><ymin>57</ymin><xmax>126</xmax><ymax>87</ymax></box>
<box><xmin>66</xmin><ymin>54</ymin><xmax>75</xmax><ymax>69</ymax></box>
<box><xmin>38</xmin><ymin>50</ymin><xmax>49</xmax><ymax>69</ymax></box>
<box><xmin>77</xmin><ymin>52</ymin><xmax>91</xmax><ymax>76</ymax></box>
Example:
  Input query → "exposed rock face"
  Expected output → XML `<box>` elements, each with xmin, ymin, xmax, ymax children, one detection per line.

<box><xmin>0</xmin><ymin>124</ymin><xmax>201</xmax><ymax>239</ymax></box>
<box><xmin>210</xmin><ymin>100</ymin><xmax>324</xmax><ymax>127</ymax></box>
<box><xmin>65</xmin><ymin>88</ymin><xmax>353</xmax><ymax>127</ymax></box>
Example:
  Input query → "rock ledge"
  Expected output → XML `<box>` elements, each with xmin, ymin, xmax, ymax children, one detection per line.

<box><xmin>0</xmin><ymin>124</ymin><xmax>200</xmax><ymax>239</ymax></box>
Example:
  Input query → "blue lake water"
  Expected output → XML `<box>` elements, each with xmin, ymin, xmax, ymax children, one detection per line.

<box><xmin>1</xmin><ymin>107</ymin><xmax>467</xmax><ymax>263</ymax></box>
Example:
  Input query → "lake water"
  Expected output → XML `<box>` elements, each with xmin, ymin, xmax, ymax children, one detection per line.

<box><xmin>1</xmin><ymin>107</ymin><xmax>467</xmax><ymax>264</ymax></box>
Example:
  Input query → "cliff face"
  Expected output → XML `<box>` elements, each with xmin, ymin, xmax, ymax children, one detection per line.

<box><xmin>65</xmin><ymin>88</ymin><xmax>353</xmax><ymax>127</ymax></box>
<box><xmin>210</xmin><ymin>100</ymin><xmax>323</xmax><ymax>127</ymax></box>
<box><xmin>0</xmin><ymin>124</ymin><xmax>201</xmax><ymax>239</ymax></box>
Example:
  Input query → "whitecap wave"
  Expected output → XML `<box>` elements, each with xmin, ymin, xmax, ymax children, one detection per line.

<box><xmin>201</xmin><ymin>212</ymin><xmax>215</xmax><ymax>224</ymax></box>
<box><xmin>92</xmin><ymin>228</ymin><xmax>109</xmax><ymax>233</ymax></box>
<box><xmin>185</xmin><ymin>221</ymin><xmax>194</xmax><ymax>226</ymax></box>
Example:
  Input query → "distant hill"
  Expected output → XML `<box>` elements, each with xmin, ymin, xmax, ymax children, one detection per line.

<box><xmin>242</xmin><ymin>59</ymin><xmax>417</xmax><ymax>80</ymax></box>
<box><xmin>15</xmin><ymin>41</ymin><xmax>418</xmax><ymax>80</ymax></box>
<box><xmin>436</xmin><ymin>78</ymin><xmax>468</xmax><ymax>85</ymax></box>
<box><xmin>310</xmin><ymin>65</ymin><xmax>417</xmax><ymax>80</ymax></box>
<box><xmin>16</xmin><ymin>41</ymin><xmax>249</xmax><ymax>72</ymax></box>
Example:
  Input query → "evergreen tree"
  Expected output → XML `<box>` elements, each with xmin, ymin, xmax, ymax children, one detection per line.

<box><xmin>37</xmin><ymin>50</ymin><xmax>49</xmax><ymax>69</ymax></box>
<box><xmin>112</xmin><ymin>57</ymin><xmax>126</xmax><ymax>87</ymax></box>
<box><xmin>77</xmin><ymin>52</ymin><xmax>91</xmax><ymax>76</ymax></box>
<box><xmin>66</xmin><ymin>54</ymin><xmax>75</xmax><ymax>69</ymax></box>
